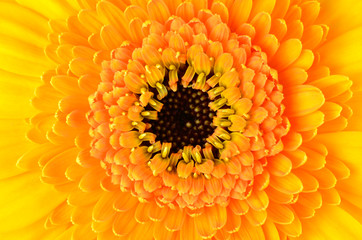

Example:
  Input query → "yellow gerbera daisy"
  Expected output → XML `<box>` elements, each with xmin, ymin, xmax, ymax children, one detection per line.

<box><xmin>1</xmin><ymin>0</ymin><xmax>362</xmax><ymax>239</ymax></box>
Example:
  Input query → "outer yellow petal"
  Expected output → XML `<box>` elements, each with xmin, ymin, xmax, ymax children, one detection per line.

<box><xmin>0</xmin><ymin>69</ymin><xmax>40</xmax><ymax>118</ymax></box>
<box><xmin>0</xmin><ymin>218</ymin><xmax>68</xmax><ymax>240</ymax></box>
<box><xmin>15</xmin><ymin>0</ymin><xmax>77</xmax><ymax>19</ymax></box>
<box><xmin>0</xmin><ymin>171</ymin><xmax>67</xmax><ymax>232</ymax></box>
<box><xmin>0</xmin><ymin>119</ymin><xmax>34</xmax><ymax>179</ymax></box>
<box><xmin>299</xmin><ymin>206</ymin><xmax>362</xmax><ymax>239</ymax></box>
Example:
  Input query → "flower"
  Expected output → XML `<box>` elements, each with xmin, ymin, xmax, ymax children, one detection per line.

<box><xmin>1</xmin><ymin>0</ymin><xmax>362</xmax><ymax>239</ymax></box>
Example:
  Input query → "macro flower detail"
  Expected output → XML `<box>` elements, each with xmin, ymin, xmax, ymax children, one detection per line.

<box><xmin>1</xmin><ymin>0</ymin><xmax>362</xmax><ymax>239</ymax></box>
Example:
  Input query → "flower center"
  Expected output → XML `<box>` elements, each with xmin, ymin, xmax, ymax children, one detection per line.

<box><xmin>148</xmin><ymin>84</ymin><xmax>215</xmax><ymax>151</ymax></box>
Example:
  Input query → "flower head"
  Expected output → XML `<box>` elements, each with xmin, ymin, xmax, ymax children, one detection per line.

<box><xmin>1</xmin><ymin>0</ymin><xmax>362</xmax><ymax>239</ymax></box>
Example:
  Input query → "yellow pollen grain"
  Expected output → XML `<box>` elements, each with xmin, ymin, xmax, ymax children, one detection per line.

<box><xmin>167</xmin><ymin>166</ymin><xmax>173</xmax><ymax>171</ymax></box>
<box><xmin>141</xmin><ymin>111</ymin><xmax>151</xmax><ymax>116</ymax></box>
<box><xmin>147</xmin><ymin>145</ymin><xmax>154</xmax><ymax>153</ymax></box>
<box><xmin>142</xmin><ymin>20</ymin><xmax>151</xmax><ymax>28</ymax></box>
<box><xmin>121</xmin><ymin>40</ymin><xmax>130</xmax><ymax>47</ymax></box>
<box><xmin>214</xmin><ymin>141</ymin><xmax>224</xmax><ymax>149</ymax></box>
<box><xmin>156</xmin><ymin>82</ymin><xmax>163</xmax><ymax>89</ymax></box>
<box><xmin>182</xmin><ymin>152</ymin><xmax>190</xmax><ymax>163</ymax></box>
<box><xmin>193</xmin><ymin>172</ymin><xmax>198</xmax><ymax>178</ymax></box>
<box><xmin>140</xmin><ymin>88</ymin><xmax>147</xmax><ymax>94</ymax></box>
<box><xmin>220</xmin><ymin>120</ymin><xmax>231</xmax><ymax>127</ymax></box>
<box><xmin>204</xmin><ymin>173</ymin><xmax>211</xmax><ymax>179</ymax></box>
<box><xmin>162</xmin><ymin>146</ymin><xmax>169</xmax><ymax>158</ymax></box>
<box><xmin>140</xmin><ymin>74</ymin><xmax>145</xmax><ymax>78</ymax></box>
<box><xmin>219</xmin><ymin>133</ymin><xmax>231</xmax><ymax>140</ymax></box>
<box><xmin>145</xmin><ymin>65</ymin><xmax>151</xmax><ymax>73</ymax></box>
<box><xmin>139</xmin><ymin>133</ymin><xmax>147</xmax><ymax>139</ymax></box>
<box><xmin>158</xmin><ymin>48</ymin><xmax>163</xmax><ymax>52</ymax></box>
<box><xmin>149</xmin><ymin>99</ymin><xmax>156</xmax><ymax>106</ymax></box>
<box><xmin>195</xmin><ymin>152</ymin><xmax>202</xmax><ymax>163</ymax></box>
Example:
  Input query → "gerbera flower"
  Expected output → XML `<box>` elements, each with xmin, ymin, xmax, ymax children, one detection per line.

<box><xmin>1</xmin><ymin>0</ymin><xmax>362</xmax><ymax>239</ymax></box>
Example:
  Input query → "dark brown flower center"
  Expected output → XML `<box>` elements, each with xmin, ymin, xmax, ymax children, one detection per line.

<box><xmin>149</xmin><ymin>85</ymin><xmax>215</xmax><ymax>151</ymax></box>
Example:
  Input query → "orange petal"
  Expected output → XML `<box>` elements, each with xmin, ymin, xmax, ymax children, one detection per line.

<box><xmin>164</xmin><ymin>208</ymin><xmax>186</xmax><ymax>231</ymax></box>
<box><xmin>229</xmin><ymin>0</ymin><xmax>252</xmax><ymax>30</ymax></box>
<box><xmin>267</xmin><ymin>154</ymin><xmax>292</xmax><ymax>176</ymax></box>
<box><xmin>269</xmin><ymin>172</ymin><xmax>303</xmax><ymax>194</ymax></box>
<box><xmin>271</xmin><ymin>38</ymin><xmax>302</xmax><ymax>70</ymax></box>
<box><xmin>284</xmin><ymin>85</ymin><xmax>325</xmax><ymax>117</ymax></box>
<box><xmin>113</xmin><ymin>210</ymin><xmax>137</xmax><ymax>236</ymax></box>
<box><xmin>267</xmin><ymin>201</ymin><xmax>294</xmax><ymax>224</ymax></box>
<box><xmin>290</xmin><ymin>110</ymin><xmax>324</xmax><ymax>132</ymax></box>
<box><xmin>246</xmin><ymin>190</ymin><xmax>269</xmax><ymax>211</ymax></box>
<box><xmin>92</xmin><ymin>192</ymin><xmax>117</xmax><ymax>222</ymax></box>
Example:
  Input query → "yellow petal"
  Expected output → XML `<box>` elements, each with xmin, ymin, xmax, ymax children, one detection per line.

<box><xmin>237</xmin><ymin>216</ymin><xmax>265</xmax><ymax>239</ymax></box>
<box><xmin>0</xmin><ymin>172</ymin><xmax>66</xmax><ymax>231</ymax></box>
<box><xmin>270</xmin><ymin>172</ymin><xmax>303</xmax><ymax>194</ymax></box>
<box><xmin>244</xmin><ymin>208</ymin><xmax>267</xmax><ymax>226</ymax></box>
<box><xmin>164</xmin><ymin>208</ymin><xmax>185</xmax><ymax>232</ymax></box>
<box><xmin>284</xmin><ymin>85</ymin><xmax>325</xmax><ymax>117</ymax></box>
<box><xmin>267</xmin><ymin>153</ymin><xmax>292</xmax><ymax>176</ymax></box>
<box><xmin>96</xmin><ymin>0</ymin><xmax>130</xmax><ymax>39</ymax></box>
<box><xmin>246</xmin><ymin>190</ymin><xmax>269</xmax><ymax>211</ymax></box>
<box><xmin>293</xmin><ymin>169</ymin><xmax>319</xmax><ymax>193</ymax></box>
<box><xmin>250</xmin><ymin>0</ymin><xmax>276</xmax><ymax>18</ymax></box>
<box><xmin>0</xmin><ymin>3</ymin><xmax>48</xmax><ymax>48</ymax></box>
<box><xmin>289</xmin><ymin>110</ymin><xmax>324</xmax><ymax>132</ymax></box>
<box><xmin>0</xmin><ymin>218</ymin><xmax>68</xmax><ymax>240</ymax></box>
<box><xmin>42</xmin><ymin>148</ymin><xmax>78</xmax><ymax>184</ymax></box>
<box><xmin>262</xmin><ymin>218</ymin><xmax>280</xmax><ymax>240</ymax></box>
<box><xmin>300</xmin><ymin>206</ymin><xmax>362</xmax><ymax>239</ymax></box>
<box><xmin>229</xmin><ymin>0</ymin><xmax>253</xmax><ymax>30</ymax></box>
<box><xmin>148</xmin><ymin>0</ymin><xmax>171</xmax><ymax>23</ymax></box>
<box><xmin>15</xmin><ymin>0</ymin><xmax>76</xmax><ymax>19</ymax></box>
<box><xmin>180</xmin><ymin>217</ymin><xmax>203</xmax><ymax>240</ymax></box>
<box><xmin>92</xmin><ymin>192</ymin><xmax>117</xmax><ymax>222</ymax></box>
<box><xmin>271</xmin><ymin>39</ymin><xmax>302</xmax><ymax>70</ymax></box>
<box><xmin>289</xmin><ymin>49</ymin><xmax>314</xmax><ymax>70</ymax></box>
<box><xmin>267</xmin><ymin>201</ymin><xmax>294</xmax><ymax>224</ymax></box>
<box><xmin>276</xmin><ymin>213</ymin><xmax>302</xmax><ymax>237</ymax></box>
<box><xmin>112</xmin><ymin>210</ymin><xmax>137</xmax><ymax>236</ymax></box>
